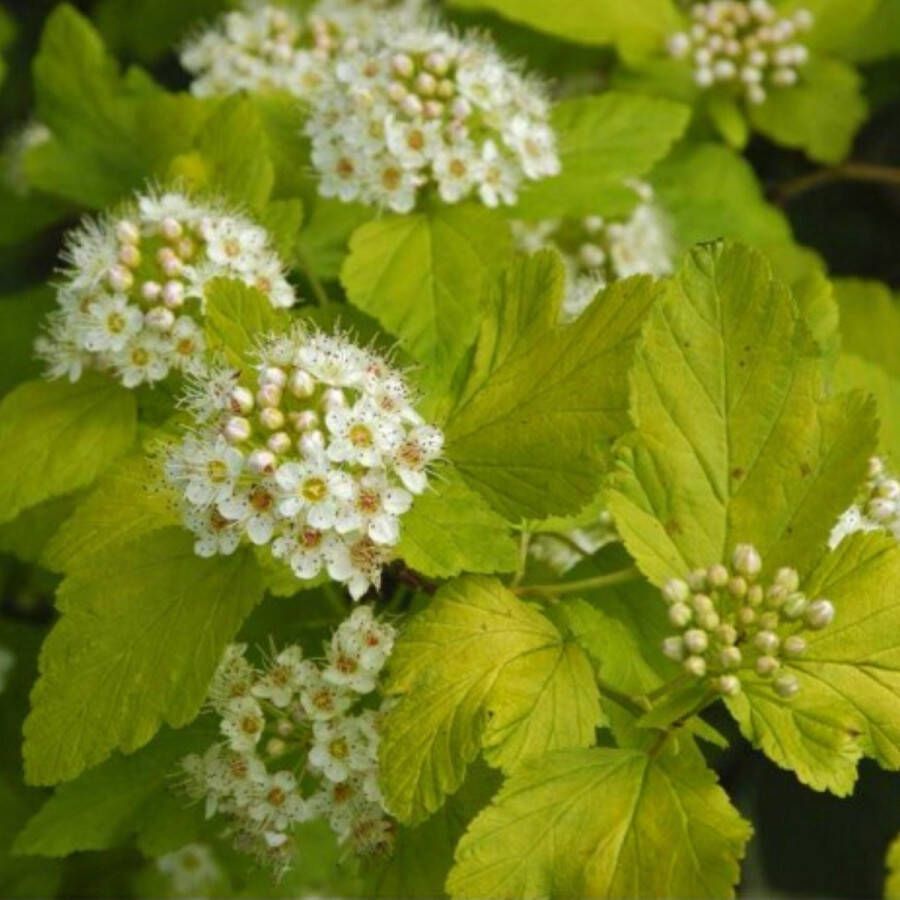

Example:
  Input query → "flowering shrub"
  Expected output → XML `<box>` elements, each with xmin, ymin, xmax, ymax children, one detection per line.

<box><xmin>1</xmin><ymin>2</ymin><xmax>900</xmax><ymax>899</ymax></box>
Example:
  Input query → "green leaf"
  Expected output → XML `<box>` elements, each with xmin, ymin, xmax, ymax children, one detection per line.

<box><xmin>204</xmin><ymin>277</ymin><xmax>291</xmax><ymax>368</ymax></box>
<box><xmin>14</xmin><ymin>722</ymin><xmax>211</xmax><ymax>857</ymax></box>
<box><xmin>515</xmin><ymin>93</ymin><xmax>690</xmax><ymax>218</ymax></box>
<box><xmin>29</xmin><ymin>5</ymin><xmax>208</xmax><ymax>207</ymax></box>
<box><xmin>446</xmin><ymin>274</ymin><xmax>664</xmax><ymax>521</ymax></box>
<box><xmin>42</xmin><ymin>455</ymin><xmax>179</xmax><ymax>574</ymax></box>
<box><xmin>0</xmin><ymin>376</ymin><xmax>137</xmax><ymax>526</ymax></box>
<box><xmin>747</xmin><ymin>57</ymin><xmax>867</xmax><ymax>164</ymax></box>
<box><xmin>0</xmin><ymin>287</ymin><xmax>56</xmax><ymax>397</ymax></box>
<box><xmin>298</xmin><ymin>197</ymin><xmax>373</xmax><ymax>280</ymax></box>
<box><xmin>606</xmin><ymin>242</ymin><xmax>877</xmax><ymax>586</ymax></box>
<box><xmin>341</xmin><ymin>203</ymin><xmax>512</xmax><ymax>376</ymax></box>
<box><xmin>0</xmin><ymin>495</ymin><xmax>79</xmax><ymax>565</ymax></box>
<box><xmin>781</xmin><ymin>0</ymin><xmax>880</xmax><ymax>54</ymax></box>
<box><xmin>833</xmin><ymin>278</ymin><xmax>900</xmax><ymax>378</ymax></box>
<box><xmin>888</xmin><ymin>832</ymin><xmax>900</xmax><ymax>900</ymax></box>
<box><xmin>381</xmin><ymin>575</ymin><xmax>603</xmax><ymax>823</ymax></box>
<box><xmin>398</xmin><ymin>467</ymin><xmax>519</xmax><ymax>579</ymax></box>
<box><xmin>23</xmin><ymin>528</ymin><xmax>264</xmax><ymax>785</ymax></box>
<box><xmin>829</xmin><ymin>0</ymin><xmax>900</xmax><ymax>62</ymax></box>
<box><xmin>447</xmin><ymin>746</ymin><xmax>751</xmax><ymax>899</ymax></box>
<box><xmin>177</xmin><ymin>96</ymin><xmax>275</xmax><ymax>213</ymax></box>
<box><xmin>729</xmin><ymin>533</ymin><xmax>900</xmax><ymax>794</ymax></box>
<box><xmin>259</xmin><ymin>198</ymin><xmax>304</xmax><ymax>266</ymax></box>
<box><xmin>706</xmin><ymin>93</ymin><xmax>749</xmax><ymax>149</ymax></box>
<box><xmin>835</xmin><ymin>354</ymin><xmax>900</xmax><ymax>460</ymax></box>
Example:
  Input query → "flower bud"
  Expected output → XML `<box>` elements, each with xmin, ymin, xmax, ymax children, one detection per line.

<box><xmin>229</xmin><ymin>386</ymin><xmax>254</xmax><ymax>415</ymax></box>
<box><xmin>224</xmin><ymin>416</ymin><xmax>252</xmax><ymax>444</ymax></box>
<box><xmin>782</xmin><ymin>635</ymin><xmax>807</xmax><ymax>657</ymax></box>
<box><xmin>747</xmin><ymin>584</ymin><xmax>764</xmax><ymax>607</ymax></box>
<box><xmin>773</xmin><ymin>673</ymin><xmax>799</xmax><ymax>698</ymax></box>
<box><xmin>119</xmin><ymin>243</ymin><xmax>141</xmax><ymax>268</ymax></box>
<box><xmin>716</xmin><ymin>623</ymin><xmax>738</xmax><ymax>645</ymax></box>
<box><xmin>738</xmin><ymin>606</ymin><xmax>757</xmax><ymax>627</ymax></box>
<box><xmin>732</xmin><ymin>543</ymin><xmax>762</xmax><ymax>577</ymax></box>
<box><xmin>288</xmin><ymin>369</ymin><xmax>315</xmax><ymax>398</ymax></box>
<box><xmin>662</xmin><ymin>636</ymin><xmax>685</xmax><ymax>662</ymax></box>
<box><xmin>869</xmin><ymin>456</ymin><xmax>885</xmax><ymax>478</ymax></box>
<box><xmin>141</xmin><ymin>280</ymin><xmax>162</xmax><ymax>301</ymax></box>
<box><xmin>290</xmin><ymin>409</ymin><xmax>318</xmax><ymax>432</ymax></box>
<box><xmin>116</xmin><ymin>219</ymin><xmax>140</xmax><ymax>244</ymax></box>
<box><xmin>759</xmin><ymin>611</ymin><xmax>779</xmax><ymax>631</ymax></box>
<box><xmin>692</xmin><ymin>593</ymin><xmax>714</xmax><ymax>615</ymax></box>
<box><xmin>268</xmin><ymin>431</ymin><xmax>292</xmax><ymax>454</ymax></box>
<box><xmin>756</xmin><ymin>655</ymin><xmax>780</xmax><ymax>677</ymax></box>
<box><xmin>805</xmin><ymin>598</ymin><xmax>835</xmax><ymax>630</ymax></box>
<box><xmin>717</xmin><ymin>674</ymin><xmax>741</xmax><ymax>696</ymax></box>
<box><xmin>877</xmin><ymin>479</ymin><xmax>900</xmax><ymax>500</ymax></box>
<box><xmin>257</xmin><ymin>383</ymin><xmax>282</xmax><ymax>408</ymax></box>
<box><xmin>687</xmin><ymin>569</ymin><xmax>708</xmax><ymax>591</ymax></box>
<box><xmin>162</xmin><ymin>280</ymin><xmax>184</xmax><ymax>308</ymax></box>
<box><xmin>248</xmin><ymin>449</ymin><xmax>276</xmax><ymax>474</ymax></box>
<box><xmin>323</xmin><ymin>388</ymin><xmax>346</xmax><ymax>410</ymax></box>
<box><xmin>145</xmin><ymin>306</ymin><xmax>175</xmax><ymax>332</ymax></box>
<box><xmin>765</xmin><ymin>585</ymin><xmax>787</xmax><ymax>609</ymax></box>
<box><xmin>707</xmin><ymin>563</ymin><xmax>729</xmax><ymax>588</ymax></box>
<box><xmin>260</xmin><ymin>407</ymin><xmax>286</xmax><ymax>431</ymax></box>
<box><xmin>276</xmin><ymin>718</ymin><xmax>294</xmax><ymax>737</ymax></box>
<box><xmin>728</xmin><ymin>576</ymin><xmax>747</xmax><ymax>598</ymax></box>
<box><xmin>783</xmin><ymin>592</ymin><xmax>808</xmax><ymax>620</ymax></box>
<box><xmin>684</xmin><ymin>628</ymin><xmax>708</xmax><ymax>654</ymax></box>
<box><xmin>698</xmin><ymin>610</ymin><xmax>720</xmax><ymax>631</ymax></box>
<box><xmin>161</xmin><ymin>216</ymin><xmax>183</xmax><ymax>240</ymax></box>
<box><xmin>266</xmin><ymin>737</ymin><xmax>287</xmax><ymax>758</ymax></box>
<box><xmin>754</xmin><ymin>630</ymin><xmax>780</xmax><ymax>655</ymax></box>
<box><xmin>684</xmin><ymin>655</ymin><xmax>707</xmax><ymax>677</ymax></box>
<box><xmin>391</xmin><ymin>53</ymin><xmax>414</xmax><ymax>78</ymax></box>
<box><xmin>668</xmin><ymin>602</ymin><xmax>692</xmax><ymax>628</ymax></box>
<box><xmin>300</xmin><ymin>430</ymin><xmax>325</xmax><ymax>457</ymax></box>
<box><xmin>720</xmin><ymin>646</ymin><xmax>742</xmax><ymax>670</ymax></box>
<box><xmin>261</xmin><ymin>366</ymin><xmax>287</xmax><ymax>388</ymax></box>
<box><xmin>662</xmin><ymin>578</ymin><xmax>690</xmax><ymax>605</ymax></box>
<box><xmin>108</xmin><ymin>265</ymin><xmax>133</xmax><ymax>291</ymax></box>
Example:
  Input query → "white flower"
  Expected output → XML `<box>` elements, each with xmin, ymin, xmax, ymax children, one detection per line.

<box><xmin>667</xmin><ymin>1</ymin><xmax>814</xmax><ymax>105</ymax></box>
<box><xmin>274</xmin><ymin>457</ymin><xmax>354</xmax><ymax>525</ymax></box>
<box><xmin>246</xmin><ymin>770</ymin><xmax>309</xmax><ymax>831</ymax></box>
<box><xmin>157</xmin><ymin>844</ymin><xmax>222</xmax><ymax>896</ymax></box>
<box><xmin>221</xmin><ymin>696</ymin><xmax>266</xmax><ymax>753</ymax></box>
<box><xmin>209</xmin><ymin>643</ymin><xmax>257</xmax><ymax>712</ymax></box>
<box><xmin>218</xmin><ymin>479</ymin><xmax>280</xmax><ymax>545</ymax></box>
<box><xmin>325</xmin><ymin>535</ymin><xmax>390</xmax><ymax>600</ymax></box>
<box><xmin>183</xmin><ymin>504</ymin><xmax>243</xmax><ymax>557</ymax></box>
<box><xmin>830</xmin><ymin>456</ymin><xmax>900</xmax><ymax>547</ymax></box>
<box><xmin>391</xmin><ymin>424</ymin><xmax>444</xmax><ymax>494</ymax></box>
<box><xmin>37</xmin><ymin>189</ymin><xmax>297</xmax><ymax>390</ymax></box>
<box><xmin>252</xmin><ymin>646</ymin><xmax>307</xmax><ymax>707</ymax></box>
<box><xmin>299</xmin><ymin>665</ymin><xmax>355</xmax><ymax>721</ymax></box>
<box><xmin>168</xmin><ymin>436</ymin><xmax>244</xmax><ymax>508</ymax></box>
<box><xmin>334</xmin><ymin>470</ymin><xmax>412</xmax><ymax>546</ymax></box>
<box><xmin>306</xmin><ymin>24</ymin><xmax>558</xmax><ymax>212</ymax></box>
<box><xmin>308</xmin><ymin>717</ymin><xmax>372</xmax><ymax>782</ymax></box>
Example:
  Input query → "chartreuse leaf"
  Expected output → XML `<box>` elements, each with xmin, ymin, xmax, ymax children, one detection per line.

<box><xmin>725</xmin><ymin>533</ymin><xmax>900</xmax><ymax>794</ymax></box>
<box><xmin>397</xmin><ymin>466</ymin><xmax>519</xmax><ymax>578</ymax></box>
<box><xmin>888</xmin><ymin>833</ymin><xmax>900</xmax><ymax>900</ymax></box>
<box><xmin>43</xmin><ymin>455</ymin><xmax>178</xmax><ymax>574</ymax></box>
<box><xmin>380</xmin><ymin>575</ymin><xmax>603</xmax><ymax>823</ymax></box>
<box><xmin>0</xmin><ymin>376</ymin><xmax>137</xmax><ymax>526</ymax></box>
<box><xmin>830</xmin><ymin>0</ymin><xmax>900</xmax><ymax>61</ymax></box>
<box><xmin>0</xmin><ymin>287</ymin><xmax>56</xmax><ymax>397</ymax></box>
<box><xmin>447</xmin><ymin>746</ymin><xmax>751</xmax><ymax>899</ymax></box>
<box><xmin>607</xmin><ymin>242</ymin><xmax>877</xmax><ymax>586</ymax></box>
<box><xmin>835</xmin><ymin>354</ymin><xmax>900</xmax><ymax>460</ymax></box>
<box><xmin>204</xmin><ymin>277</ymin><xmax>291</xmax><ymax>368</ymax></box>
<box><xmin>23</xmin><ymin>529</ymin><xmax>264</xmax><ymax>785</ymax></box>
<box><xmin>341</xmin><ymin>203</ymin><xmax>512</xmax><ymax>376</ymax></box>
<box><xmin>0</xmin><ymin>495</ymin><xmax>80</xmax><ymax>565</ymax></box>
<box><xmin>171</xmin><ymin>96</ymin><xmax>274</xmax><ymax>213</ymax></box>
<box><xmin>515</xmin><ymin>93</ymin><xmax>690</xmax><ymax>218</ymax></box>
<box><xmin>28</xmin><ymin>5</ymin><xmax>207</xmax><ymax>207</ymax></box>
<box><xmin>747</xmin><ymin>57</ymin><xmax>866</xmax><ymax>164</ymax></box>
<box><xmin>258</xmin><ymin>198</ymin><xmax>304</xmax><ymax>266</ymax></box>
<box><xmin>833</xmin><ymin>278</ymin><xmax>900</xmax><ymax>378</ymax></box>
<box><xmin>447</xmin><ymin>0</ymin><xmax>681</xmax><ymax>60</ymax></box>
<box><xmin>446</xmin><ymin>274</ymin><xmax>665</xmax><ymax>522</ymax></box>
<box><xmin>781</xmin><ymin>0</ymin><xmax>880</xmax><ymax>53</ymax></box>
<box><xmin>14</xmin><ymin>722</ymin><xmax>212</xmax><ymax>857</ymax></box>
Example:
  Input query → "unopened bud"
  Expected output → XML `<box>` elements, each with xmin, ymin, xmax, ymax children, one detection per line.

<box><xmin>268</xmin><ymin>431</ymin><xmax>292</xmax><ymax>454</ymax></box>
<box><xmin>323</xmin><ymin>388</ymin><xmax>346</xmax><ymax>410</ymax></box>
<box><xmin>747</xmin><ymin>584</ymin><xmax>764</xmax><ymax>607</ymax></box>
<box><xmin>782</xmin><ymin>635</ymin><xmax>807</xmax><ymax>657</ymax></box>
<box><xmin>728</xmin><ymin>576</ymin><xmax>747</xmax><ymax>598</ymax></box>
<box><xmin>276</xmin><ymin>718</ymin><xmax>294</xmax><ymax>737</ymax></box>
<box><xmin>720</xmin><ymin>646</ymin><xmax>742</xmax><ymax>669</ymax></box>
<box><xmin>116</xmin><ymin>219</ymin><xmax>140</xmax><ymax>244</ymax></box>
<box><xmin>261</xmin><ymin>366</ymin><xmax>287</xmax><ymax>388</ymax></box>
<box><xmin>224</xmin><ymin>416</ymin><xmax>252</xmax><ymax>444</ymax></box>
<box><xmin>805</xmin><ymin>598</ymin><xmax>834</xmax><ymax>630</ymax></box>
<box><xmin>756</xmin><ymin>655</ymin><xmax>780</xmax><ymax>677</ymax></box>
<box><xmin>738</xmin><ymin>606</ymin><xmax>757</xmax><ymax>627</ymax></box>
<box><xmin>162</xmin><ymin>280</ymin><xmax>184</xmax><ymax>308</ymax></box>
<box><xmin>266</xmin><ymin>738</ymin><xmax>287</xmax><ymax>758</ymax></box>
<box><xmin>766</xmin><ymin>585</ymin><xmax>788</xmax><ymax>609</ymax></box>
<box><xmin>662</xmin><ymin>636</ymin><xmax>685</xmax><ymax>661</ymax></box>
<box><xmin>229</xmin><ymin>386</ymin><xmax>254</xmax><ymax>414</ymax></box>
<box><xmin>717</xmin><ymin>674</ymin><xmax>741</xmax><ymax>696</ymax></box>
<box><xmin>248</xmin><ymin>449</ymin><xmax>276</xmax><ymax>474</ymax></box>
<box><xmin>783</xmin><ymin>592</ymin><xmax>808</xmax><ymax>620</ymax></box>
<box><xmin>684</xmin><ymin>655</ymin><xmax>707</xmax><ymax>677</ymax></box>
<box><xmin>257</xmin><ymin>383</ymin><xmax>282</xmax><ymax>408</ymax></box>
<box><xmin>692</xmin><ymin>593</ymin><xmax>714</xmax><ymax>615</ymax></box>
<box><xmin>754</xmin><ymin>630</ymin><xmax>780</xmax><ymax>655</ymax></box>
<box><xmin>161</xmin><ymin>216</ymin><xmax>183</xmax><ymax>240</ymax></box>
<box><xmin>716</xmin><ymin>624</ymin><xmax>738</xmax><ymax>645</ymax></box>
<box><xmin>291</xmin><ymin>409</ymin><xmax>318</xmax><ymax>432</ymax></box>
<box><xmin>300</xmin><ymin>430</ymin><xmax>325</xmax><ymax>457</ymax></box>
<box><xmin>732</xmin><ymin>543</ymin><xmax>762</xmax><ymax>577</ymax></box>
<box><xmin>687</xmin><ymin>569</ymin><xmax>708</xmax><ymax>591</ymax></box>
<box><xmin>698</xmin><ymin>610</ymin><xmax>720</xmax><ymax>631</ymax></box>
<box><xmin>707</xmin><ymin>563</ymin><xmax>729</xmax><ymax>588</ymax></box>
<box><xmin>260</xmin><ymin>407</ymin><xmax>285</xmax><ymax>431</ymax></box>
<box><xmin>759</xmin><ymin>611</ymin><xmax>779</xmax><ymax>631</ymax></box>
<box><xmin>391</xmin><ymin>53</ymin><xmax>414</xmax><ymax>78</ymax></box>
<box><xmin>684</xmin><ymin>628</ymin><xmax>709</xmax><ymax>654</ymax></box>
<box><xmin>108</xmin><ymin>265</ymin><xmax>133</xmax><ymax>291</ymax></box>
<box><xmin>662</xmin><ymin>578</ymin><xmax>690</xmax><ymax>605</ymax></box>
<box><xmin>288</xmin><ymin>369</ymin><xmax>315</xmax><ymax>398</ymax></box>
<box><xmin>145</xmin><ymin>306</ymin><xmax>174</xmax><ymax>331</ymax></box>
<box><xmin>141</xmin><ymin>280</ymin><xmax>162</xmax><ymax>301</ymax></box>
<box><xmin>669</xmin><ymin>602</ymin><xmax>692</xmax><ymax>628</ymax></box>
<box><xmin>119</xmin><ymin>243</ymin><xmax>141</xmax><ymax>268</ymax></box>
<box><xmin>773</xmin><ymin>673</ymin><xmax>799</xmax><ymax>698</ymax></box>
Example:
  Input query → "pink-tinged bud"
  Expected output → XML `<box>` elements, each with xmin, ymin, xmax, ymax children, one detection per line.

<box><xmin>248</xmin><ymin>449</ymin><xmax>276</xmax><ymax>474</ymax></box>
<box><xmin>229</xmin><ymin>386</ymin><xmax>254</xmax><ymax>415</ymax></box>
<box><xmin>260</xmin><ymin>407</ymin><xmax>286</xmax><ymax>431</ymax></box>
<box><xmin>732</xmin><ymin>543</ymin><xmax>761</xmax><ymax>577</ymax></box>
<box><xmin>267</xmin><ymin>431</ymin><xmax>292</xmax><ymax>454</ymax></box>
<box><xmin>161</xmin><ymin>217</ymin><xmax>183</xmax><ymax>240</ymax></box>
<box><xmin>162</xmin><ymin>280</ymin><xmax>185</xmax><ymax>308</ymax></box>
<box><xmin>224</xmin><ymin>417</ymin><xmax>252</xmax><ymax>444</ymax></box>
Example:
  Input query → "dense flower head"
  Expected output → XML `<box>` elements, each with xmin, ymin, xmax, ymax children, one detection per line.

<box><xmin>180</xmin><ymin>609</ymin><xmax>396</xmax><ymax>874</ymax></box>
<box><xmin>36</xmin><ymin>190</ymin><xmax>295</xmax><ymax>388</ymax></box>
<box><xmin>305</xmin><ymin>24</ymin><xmax>560</xmax><ymax>212</ymax></box>
<box><xmin>660</xmin><ymin>543</ymin><xmax>834</xmax><ymax>699</ymax></box>
<box><xmin>165</xmin><ymin>326</ymin><xmax>443</xmax><ymax>598</ymax></box>
<box><xmin>830</xmin><ymin>456</ymin><xmax>900</xmax><ymax>548</ymax></box>
<box><xmin>512</xmin><ymin>181</ymin><xmax>674</xmax><ymax>321</ymax></box>
<box><xmin>667</xmin><ymin>0</ymin><xmax>814</xmax><ymax>105</ymax></box>
<box><xmin>181</xmin><ymin>0</ymin><xmax>424</xmax><ymax>98</ymax></box>
<box><xmin>156</xmin><ymin>844</ymin><xmax>222</xmax><ymax>896</ymax></box>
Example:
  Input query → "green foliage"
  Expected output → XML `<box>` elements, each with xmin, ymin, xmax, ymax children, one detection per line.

<box><xmin>23</xmin><ymin>530</ymin><xmax>264</xmax><ymax>785</ymax></box>
<box><xmin>0</xmin><ymin>376</ymin><xmax>137</xmax><ymax>526</ymax></box>
<box><xmin>607</xmin><ymin>242</ymin><xmax>877</xmax><ymax>585</ymax></box>
<box><xmin>341</xmin><ymin>203</ymin><xmax>512</xmax><ymax>377</ymax></box>
<box><xmin>515</xmin><ymin>93</ymin><xmax>690</xmax><ymax>218</ymax></box>
<box><xmin>446</xmin><ymin>274</ymin><xmax>665</xmax><ymax>521</ymax></box>
<box><xmin>0</xmin><ymin>287</ymin><xmax>55</xmax><ymax>396</ymax></box>
<box><xmin>447</xmin><ymin>746</ymin><xmax>751</xmax><ymax>899</ymax></box>
<box><xmin>381</xmin><ymin>575</ymin><xmax>603</xmax><ymax>823</ymax></box>
<box><xmin>888</xmin><ymin>832</ymin><xmax>900</xmax><ymax>900</ymax></box>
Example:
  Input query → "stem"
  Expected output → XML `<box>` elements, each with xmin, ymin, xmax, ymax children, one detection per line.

<box><xmin>515</xmin><ymin>566</ymin><xmax>641</xmax><ymax>597</ymax></box>
<box><xmin>295</xmin><ymin>243</ymin><xmax>329</xmax><ymax>308</ymax></box>
<box><xmin>596</xmin><ymin>678</ymin><xmax>646</xmax><ymax>717</ymax></box>
<box><xmin>648</xmin><ymin>690</ymin><xmax>716</xmax><ymax>759</ymax></box>
<box><xmin>644</xmin><ymin>673</ymin><xmax>690</xmax><ymax>704</ymax></box>
<box><xmin>773</xmin><ymin>161</ymin><xmax>900</xmax><ymax>205</ymax></box>
<box><xmin>510</xmin><ymin>531</ymin><xmax>531</xmax><ymax>589</ymax></box>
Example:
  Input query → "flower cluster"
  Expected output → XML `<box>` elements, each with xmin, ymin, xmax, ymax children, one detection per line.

<box><xmin>156</xmin><ymin>844</ymin><xmax>222</xmax><ymax>896</ymax></box>
<box><xmin>181</xmin><ymin>0</ymin><xmax>423</xmax><ymax>98</ymax></box>
<box><xmin>165</xmin><ymin>326</ymin><xmax>442</xmax><ymax>598</ymax></box>
<box><xmin>512</xmin><ymin>182</ymin><xmax>674</xmax><ymax>321</ymax></box>
<box><xmin>667</xmin><ymin>0</ymin><xmax>814</xmax><ymax>105</ymax></box>
<box><xmin>528</xmin><ymin>513</ymin><xmax>617</xmax><ymax>575</ymax></box>
<box><xmin>660</xmin><ymin>544</ymin><xmax>834</xmax><ymax>699</ymax></box>
<box><xmin>180</xmin><ymin>608</ymin><xmax>396</xmax><ymax>874</ymax></box>
<box><xmin>306</xmin><ymin>24</ymin><xmax>560</xmax><ymax>212</ymax></box>
<box><xmin>830</xmin><ymin>456</ymin><xmax>900</xmax><ymax>548</ymax></box>
<box><xmin>0</xmin><ymin>646</ymin><xmax>14</xmax><ymax>694</ymax></box>
<box><xmin>36</xmin><ymin>190</ymin><xmax>295</xmax><ymax>388</ymax></box>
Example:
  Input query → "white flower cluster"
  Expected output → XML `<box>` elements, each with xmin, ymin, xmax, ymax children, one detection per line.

<box><xmin>306</xmin><ymin>24</ymin><xmax>560</xmax><ymax>212</ymax></box>
<box><xmin>156</xmin><ymin>843</ymin><xmax>222</xmax><ymax>896</ymax></box>
<box><xmin>165</xmin><ymin>326</ymin><xmax>442</xmax><ymax>598</ymax></box>
<box><xmin>660</xmin><ymin>544</ymin><xmax>834</xmax><ymax>699</ymax></box>
<box><xmin>0</xmin><ymin>646</ymin><xmax>14</xmax><ymax>694</ymax></box>
<box><xmin>512</xmin><ymin>182</ymin><xmax>674</xmax><ymax>321</ymax></box>
<box><xmin>2</xmin><ymin>120</ymin><xmax>50</xmax><ymax>197</ymax></box>
<box><xmin>36</xmin><ymin>190</ymin><xmax>295</xmax><ymax>389</ymax></box>
<box><xmin>830</xmin><ymin>456</ymin><xmax>900</xmax><ymax>548</ymax></box>
<box><xmin>528</xmin><ymin>513</ymin><xmax>617</xmax><ymax>575</ymax></box>
<box><xmin>180</xmin><ymin>608</ymin><xmax>396</xmax><ymax>874</ymax></box>
<box><xmin>181</xmin><ymin>0</ymin><xmax>423</xmax><ymax>98</ymax></box>
<box><xmin>667</xmin><ymin>0</ymin><xmax>814</xmax><ymax>105</ymax></box>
